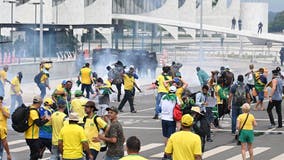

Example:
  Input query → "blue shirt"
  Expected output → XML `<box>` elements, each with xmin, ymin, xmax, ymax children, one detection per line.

<box><xmin>39</xmin><ymin>106</ymin><xmax>53</xmax><ymax>139</ymax></box>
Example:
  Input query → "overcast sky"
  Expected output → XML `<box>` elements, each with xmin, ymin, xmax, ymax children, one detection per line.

<box><xmin>268</xmin><ymin>0</ymin><xmax>284</xmax><ymax>12</ymax></box>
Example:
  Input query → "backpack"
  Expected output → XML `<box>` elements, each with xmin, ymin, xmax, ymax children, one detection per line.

<box><xmin>34</xmin><ymin>71</ymin><xmax>44</xmax><ymax>85</ymax></box>
<box><xmin>12</xmin><ymin>104</ymin><xmax>37</xmax><ymax>133</ymax></box>
<box><xmin>173</xmin><ymin>104</ymin><xmax>182</xmax><ymax>121</ymax></box>
<box><xmin>234</xmin><ymin>84</ymin><xmax>247</xmax><ymax>106</ymax></box>
<box><xmin>83</xmin><ymin>115</ymin><xmax>107</xmax><ymax>152</ymax></box>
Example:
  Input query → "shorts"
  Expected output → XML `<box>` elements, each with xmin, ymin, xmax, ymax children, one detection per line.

<box><xmin>257</xmin><ymin>91</ymin><xmax>264</xmax><ymax>101</ymax></box>
<box><xmin>239</xmin><ymin>130</ymin><xmax>254</xmax><ymax>143</ymax></box>
<box><xmin>162</xmin><ymin>120</ymin><xmax>176</xmax><ymax>138</ymax></box>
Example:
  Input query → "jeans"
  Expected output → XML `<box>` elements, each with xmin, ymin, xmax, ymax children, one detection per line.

<box><xmin>267</xmin><ymin>100</ymin><xmax>282</xmax><ymax>127</ymax></box>
<box><xmin>118</xmin><ymin>90</ymin><xmax>135</xmax><ymax>112</ymax></box>
<box><xmin>26</xmin><ymin>139</ymin><xmax>41</xmax><ymax>160</ymax></box>
<box><xmin>105</xmin><ymin>155</ymin><xmax>121</xmax><ymax>160</ymax></box>
<box><xmin>10</xmin><ymin>94</ymin><xmax>23</xmax><ymax>114</ymax></box>
<box><xmin>0</xmin><ymin>81</ymin><xmax>4</xmax><ymax>97</ymax></box>
<box><xmin>231</xmin><ymin>106</ymin><xmax>242</xmax><ymax>134</ymax></box>
<box><xmin>38</xmin><ymin>83</ymin><xmax>46</xmax><ymax>99</ymax></box>
<box><xmin>81</xmin><ymin>84</ymin><xmax>92</xmax><ymax>98</ymax></box>
<box><xmin>50</xmin><ymin>145</ymin><xmax>60</xmax><ymax>160</ymax></box>
<box><xmin>155</xmin><ymin>92</ymin><xmax>166</xmax><ymax>116</ymax></box>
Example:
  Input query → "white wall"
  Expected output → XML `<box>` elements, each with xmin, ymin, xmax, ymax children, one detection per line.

<box><xmin>53</xmin><ymin>0</ymin><xmax>84</xmax><ymax>24</ymax></box>
<box><xmin>241</xmin><ymin>2</ymin><xmax>268</xmax><ymax>33</ymax></box>
<box><xmin>14</xmin><ymin>0</ymin><xmax>52</xmax><ymax>24</ymax></box>
<box><xmin>84</xmin><ymin>0</ymin><xmax>112</xmax><ymax>24</ymax></box>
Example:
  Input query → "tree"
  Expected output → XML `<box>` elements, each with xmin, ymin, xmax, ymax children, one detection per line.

<box><xmin>269</xmin><ymin>11</ymin><xmax>284</xmax><ymax>32</ymax></box>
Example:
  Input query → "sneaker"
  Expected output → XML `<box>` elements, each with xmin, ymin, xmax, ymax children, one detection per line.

<box><xmin>268</xmin><ymin>124</ymin><xmax>276</xmax><ymax>129</ymax></box>
<box><xmin>152</xmin><ymin>115</ymin><xmax>159</xmax><ymax>119</ymax></box>
<box><xmin>207</xmin><ymin>139</ymin><xmax>213</xmax><ymax>142</ymax></box>
<box><xmin>277</xmin><ymin>126</ymin><xmax>282</xmax><ymax>128</ymax></box>
<box><xmin>131</xmin><ymin>110</ymin><xmax>137</xmax><ymax>113</ymax></box>
<box><xmin>118</xmin><ymin>109</ymin><xmax>124</xmax><ymax>112</ymax></box>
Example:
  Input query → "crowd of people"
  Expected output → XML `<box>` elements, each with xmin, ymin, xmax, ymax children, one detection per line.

<box><xmin>0</xmin><ymin>59</ymin><xmax>283</xmax><ymax>160</ymax></box>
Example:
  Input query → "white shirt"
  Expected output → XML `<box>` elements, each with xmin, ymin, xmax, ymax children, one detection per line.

<box><xmin>160</xmin><ymin>95</ymin><xmax>180</xmax><ymax>121</ymax></box>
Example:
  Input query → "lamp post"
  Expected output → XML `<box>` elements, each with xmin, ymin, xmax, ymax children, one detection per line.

<box><xmin>39</xmin><ymin>0</ymin><xmax>43</xmax><ymax>61</ymax></box>
<box><xmin>3</xmin><ymin>0</ymin><xmax>17</xmax><ymax>42</ymax></box>
<box><xmin>199</xmin><ymin>0</ymin><xmax>204</xmax><ymax>65</ymax></box>
<box><xmin>30</xmin><ymin>2</ymin><xmax>40</xmax><ymax>62</ymax></box>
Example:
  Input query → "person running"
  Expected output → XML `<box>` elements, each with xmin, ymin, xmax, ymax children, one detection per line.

<box><xmin>164</xmin><ymin>114</ymin><xmax>202</xmax><ymax>160</ymax></box>
<box><xmin>153</xmin><ymin>66</ymin><xmax>172</xmax><ymax>119</ymax></box>
<box><xmin>267</xmin><ymin>69</ymin><xmax>283</xmax><ymax>129</ymax></box>
<box><xmin>58</xmin><ymin>112</ymin><xmax>93</xmax><ymax>160</ymax></box>
<box><xmin>0</xmin><ymin>65</ymin><xmax>11</xmax><ymax>98</ymax></box>
<box><xmin>37</xmin><ymin>65</ymin><xmax>51</xmax><ymax>99</ymax></box>
<box><xmin>83</xmin><ymin>101</ymin><xmax>108</xmax><ymax>160</ymax></box>
<box><xmin>118</xmin><ymin>66</ymin><xmax>141</xmax><ymax>113</ymax></box>
<box><xmin>0</xmin><ymin>96</ymin><xmax>11</xmax><ymax>160</ymax></box>
<box><xmin>120</xmin><ymin>136</ymin><xmax>147</xmax><ymax>160</ymax></box>
<box><xmin>99</xmin><ymin>106</ymin><xmax>125</xmax><ymax>160</ymax></box>
<box><xmin>254</xmin><ymin>68</ymin><xmax>267</xmax><ymax>111</ymax></box>
<box><xmin>50</xmin><ymin>99</ymin><xmax>67</xmax><ymax>160</ymax></box>
<box><xmin>38</xmin><ymin>97</ymin><xmax>55</xmax><ymax>158</ymax></box>
<box><xmin>25</xmin><ymin>96</ymin><xmax>50</xmax><ymax>160</ymax></box>
<box><xmin>78</xmin><ymin>63</ymin><xmax>94</xmax><ymax>98</ymax></box>
<box><xmin>237</xmin><ymin>103</ymin><xmax>257</xmax><ymax>160</ymax></box>
<box><xmin>10</xmin><ymin>72</ymin><xmax>23</xmax><ymax>113</ymax></box>
<box><xmin>245</xmin><ymin>64</ymin><xmax>256</xmax><ymax>103</ymax></box>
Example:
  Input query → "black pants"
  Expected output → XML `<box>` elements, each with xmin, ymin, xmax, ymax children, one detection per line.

<box><xmin>267</xmin><ymin>100</ymin><xmax>282</xmax><ymax>127</ymax></box>
<box><xmin>39</xmin><ymin>138</ymin><xmax>52</xmax><ymax>153</ymax></box>
<box><xmin>81</xmin><ymin>84</ymin><xmax>92</xmax><ymax>98</ymax></box>
<box><xmin>26</xmin><ymin>139</ymin><xmax>41</xmax><ymax>160</ymax></box>
<box><xmin>116</xmin><ymin>83</ymin><xmax>122</xmax><ymax>102</ymax></box>
<box><xmin>118</xmin><ymin>90</ymin><xmax>134</xmax><ymax>112</ymax></box>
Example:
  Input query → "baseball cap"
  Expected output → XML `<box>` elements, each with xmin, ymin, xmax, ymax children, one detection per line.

<box><xmin>169</xmin><ymin>86</ymin><xmax>177</xmax><ymax>93</ymax></box>
<box><xmin>74</xmin><ymin>90</ymin><xmax>83</xmax><ymax>97</ymax></box>
<box><xmin>44</xmin><ymin>98</ymin><xmax>53</xmax><ymax>105</ymax></box>
<box><xmin>106</xmin><ymin>106</ymin><xmax>119</xmax><ymax>114</ymax></box>
<box><xmin>69</xmin><ymin>112</ymin><xmax>80</xmax><ymax>121</ymax></box>
<box><xmin>83</xmin><ymin>101</ymin><xmax>98</xmax><ymax>111</ymax></box>
<box><xmin>33</xmin><ymin>95</ymin><xmax>42</xmax><ymax>103</ymax></box>
<box><xmin>62</xmin><ymin>80</ymin><xmax>67</xmax><ymax>85</ymax></box>
<box><xmin>173</xmin><ymin>77</ymin><xmax>180</xmax><ymax>83</ymax></box>
<box><xmin>181</xmin><ymin>114</ymin><xmax>194</xmax><ymax>127</ymax></box>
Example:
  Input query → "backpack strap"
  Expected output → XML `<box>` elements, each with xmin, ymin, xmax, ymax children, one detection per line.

<box><xmin>83</xmin><ymin>115</ymin><xmax>102</xmax><ymax>132</ymax></box>
<box><xmin>28</xmin><ymin>107</ymin><xmax>39</xmax><ymax>128</ymax></box>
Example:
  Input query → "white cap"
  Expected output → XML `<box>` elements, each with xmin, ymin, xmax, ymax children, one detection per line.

<box><xmin>169</xmin><ymin>86</ymin><xmax>177</xmax><ymax>93</ymax></box>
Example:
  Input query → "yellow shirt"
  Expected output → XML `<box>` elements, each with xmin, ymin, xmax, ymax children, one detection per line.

<box><xmin>123</xmin><ymin>74</ymin><xmax>135</xmax><ymax>91</ymax></box>
<box><xmin>0</xmin><ymin>106</ymin><xmax>9</xmax><ymax>130</ymax></box>
<box><xmin>10</xmin><ymin>77</ymin><xmax>21</xmax><ymax>95</ymax></box>
<box><xmin>0</xmin><ymin>70</ymin><xmax>7</xmax><ymax>84</ymax></box>
<box><xmin>59</xmin><ymin>123</ymin><xmax>88</xmax><ymax>159</ymax></box>
<box><xmin>120</xmin><ymin>154</ymin><xmax>148</xmax><ymax>160</ymax></box>
<box><xmin>165</xmin><ymin>131</ymin><xmax>202</xmax><ymax>160</ymax></box>
<box><xmin>25</xmin><ymin>106</ymin><xmax>40</xmax><ymax>139</ymax></box>
<box><xmin>71</xmin><ymin>97</ymin><xmax>88</xmax><ymax>119</ymax></box>
<box><xmin>176</xmin><ymin>87</ymin><xmax>184</xmax><ymax>103</ymax></box>
<box><xmin>40</xmin><ymin>73</ymin><xmax>48</xmax><ymax>83</ymax></box>
<box><xmin>56</xmin><ymin>84</ymin><xmax>64</xmax><ymax>92</ymax></box>
<box><xmin>214</xmin><ymin>85</ymin><xmax>222</xmax><ymax>104</ymax></box>
<box><xmin>51</xmin><ymin>111</ymin><xmax>67</xmax><ymax>145</ymax></box>
<box><xmin>0</xmin><ymin>127</ymin><xmax>7</xmax><ymax>140</ymax></box>
<box><xmin>80</xmin><ymin>67</ymin><xmax>92</xmax><ymax>84</ymax></box>
<box><xmin>237</xmin><ymin>113</ymin><xmax>255</xmax><ymax>130</ymax></box>
<box><xmin>157</xmin><ymin>75</ymin><xmax>172</xmax><ymax>93</ymax></box>
<box><xmin>84</xmin><ymin>115</ymin><xmax>107</xmax><ymax>151</ymax></box>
